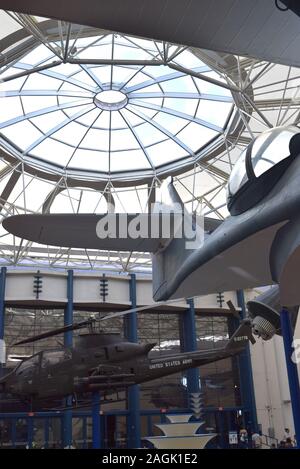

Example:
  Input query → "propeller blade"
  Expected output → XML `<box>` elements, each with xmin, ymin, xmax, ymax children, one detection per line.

<box><xmin>242</xmin><ymin>319</ymin><xmax>256</xmax><ymax>345</ymax></box>
<box><xmin>226</xmin><ymin>300</ymin><xmax>240</xmax><ymax>319</ymax></box>
<box><xmin>226</xmin><ymin>303</ymin><xmax>256</xmax><ymax>343</ymax></box>
<box><xmin>249</xmin><ymin>334</ymin><xmax>256</xmax><ymax>345</ymax></box>
<box><xmin>14</xmin><ymin>318</ymin><xmax>96</xmax><ymax>345</ymax></box>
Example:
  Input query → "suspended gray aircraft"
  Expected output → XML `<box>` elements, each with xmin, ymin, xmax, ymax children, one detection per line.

<box><xmin>1</xmin><ymin>1</ymin><xmax>300</xmax><ymax>67</ymax></box>
<box><xmin>4</xmin><ymin>126</ymin><xmax>300</xmax><ymax>313</ymax></box>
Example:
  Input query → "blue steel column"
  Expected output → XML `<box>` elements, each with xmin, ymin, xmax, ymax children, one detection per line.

<box><xmin>44</xmin><ymin>417</ymin><xmax>49</xmax><ymax>449</ymax></box>
<box><xmin>280</xmin><ymin>308</ymin><xmax>300</xmax><ymax>448</ymax></box>
<box><xmin>183</xmin><ymin>298</ymin><xmax>201</xmax><ymax>397</ymax></box>
<box><xmin>125</xmin><ymin>274</ymin><xmax>141</xmax><ymax>448</ymax></box>
<box><xmin>63</xmin><ymin>269</ymin><xmax>73</xmax><ymax>448</ymax></box>
<box><xmin>92</xmin><ymin>391</ymin><xmax>101</xmax><ymax>448</ymax></box>
<box><xmin>27</xmin><ymin>416</ymin><xmax>34</xmax><ymax>449</ymax></box>
<box><xmin>0</xmin><ymin>267</ymin><xmax>7</xmax><ymax>377</ymax></box>
<box><xmin>236</xmin><ymin>290</ymin><xmax>258</xmax><ymax>432</ymax></box>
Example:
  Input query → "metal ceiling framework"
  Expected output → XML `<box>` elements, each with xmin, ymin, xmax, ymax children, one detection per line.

<box><xmin>0</xmin><ymin>12</ymin><xmax>299</xmax><ymax>273</ymax></box>
<box><xmin>0</xmin><ymin>16</ymin><xmax>238</xmax><ymax>182</ymax></box>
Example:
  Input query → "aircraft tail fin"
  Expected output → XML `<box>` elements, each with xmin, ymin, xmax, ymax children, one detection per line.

<box><xmin>225</xmin><ymin>319</ymin><xmax>255</xmax><ymax>352</ymax></box>
<box><xmin>153</xmin><ymin>176</ymin><xmax>184</xmax><ymax>211</ymax></box>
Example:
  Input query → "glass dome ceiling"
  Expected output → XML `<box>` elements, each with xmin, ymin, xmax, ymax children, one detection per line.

<box><xmin>0</xmin><ymin>31</ymin><xmax>233</xmax><ymax>180</ymax></box>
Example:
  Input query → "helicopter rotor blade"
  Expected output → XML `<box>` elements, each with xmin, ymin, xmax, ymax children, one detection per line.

<box><xmin>14</xmin><ymin>298</ymin><xmax>239</xmax><ymax>346</ymax></box>
<box><xmin>99</xmin><ymin>298</ymin><xmax>188</xmax><ymax>321</ymax></box>
<box><xmin>226</xmin><ymin>300</ymin><xmax>241</xmax><ymax>319</ymax></box>
<box><xmin>243</xmin><ymin>319</ymin><xmax>257</xmax><ymax>345</ymax></box>
<box><xmin>13</xmin><ymin>318</ymin><xmax>96</xmax><ymax>346</ymax></box>
<box><xmin>99</xmin><ymin>298</ymin><xmax>235</xmax><ymax>322</ymax></box>
<box><xmin>17</xmin><ymin>300</ymin><xmax>190</xmax><ymax>345</ymax></box>
<box><xmin>249</xmin><ymin>334</ymin><xmax>256</xmax><ymax>345</ymax></box>
<box><xmin>15</xmin><ymin>300</ymin><xmax>189</xmax><ymax>347</ymax></box>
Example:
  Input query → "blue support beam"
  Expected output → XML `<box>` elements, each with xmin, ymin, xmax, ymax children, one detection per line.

<box><xmin>147</xmin><ymin>415</ymin><xmax>152</xmax><ymax>436</ymax></box>
<box><xmin>280</xmin><ymin>308</ymin><xmax>300</xmax><ymax>449</ymax></box>
<box><xmin>44</xmin><ymin>417</ymin><xmax>49</xmax><ymax>449</ymax></box>
<box><xmin>182</xmin><ymin>298</ymin><xmax>201</xmax><ymax>415</ymax></box>
<box><xmin>126</xmin><ymin>273</ymin><xmax>138</xmax><ymax>342</ymax></box>
<box><xmin>27</xmin><ymin>416</ymin><xmax>34</xmax><ymax>449</ymax></box>
<box><xmin>11</xmin><ymin>418</ymin><xmax>16</xmax><ymax>449</ymax></box>
<box><xmin>0</xmin><ymin>267</ymin><xmax>7</xmax><ymax>377</ymax></box>
<box><xmin>125</xmin><ymin>273</ymin><xmax>141</xmax><ymax>448</ymax></box>
<box><xmin>92</xmin><ymin>392</ymin><xmax>101</xmax><ymax>448</ymax></box>
<box><xmin>216</xmin><ymin>412</ymin><xmax>227</xmax><ymax>449</ymax></box>
<box><xmin>64</xmin><ymin>269</ymin><xmax>73</xmax><ymax>348</ymax></box>
<box><xmin>63</xmin><ymin>269</ymin><xmax>73</xmax><ymax>448</ymax></box>
<box><xmin>82</xmin><ymin>416</ymin><xmax>87</xmax><ymax>449</ymax></box>
<box><xmin>236</xmin><ymin>290</ymin><xmax>258</xmax><ymax>432</ymax></box>
<box><xmin>185</xmin><ymin>299</ymin><xmax>200</xmax><ymax>392</ymax></box>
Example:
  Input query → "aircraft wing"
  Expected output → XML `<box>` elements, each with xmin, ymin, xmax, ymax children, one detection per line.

<box><xmin>1</xmin><ymin>1</ymin><xmax>300</xmax><ymax>67</ymax></box>
<box><xmin>2</xmin><ymin>213</ymin><xmax>222</xmax><ymax>252</ymax></box>
<box><xmin>2</xmin><ymin>214</ymin><xmax>163</xmax><ymax>252</ymax></box>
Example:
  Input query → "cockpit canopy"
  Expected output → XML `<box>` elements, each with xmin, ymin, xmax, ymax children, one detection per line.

<box><xmin>227</xmin><ymin>126</ymin><xmax>300</xmax><ymax>215</ymax></box>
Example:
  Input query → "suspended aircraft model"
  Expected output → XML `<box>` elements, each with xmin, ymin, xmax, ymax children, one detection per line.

<box><xmin>0</xmin><ymin>1</ymin><xmax>300</xmax><ymax>67</ymax></box>
<box><xmin>0</xmin><ymin>308</ymin><xmax>254</xmax><ymax>405</ymax></box>
<box><xmin>4</xmin><ymin>125</ymin><xmax>300</xmax><ymax>335</ymax></box>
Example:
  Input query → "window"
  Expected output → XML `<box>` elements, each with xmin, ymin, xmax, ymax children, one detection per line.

<box><xmin>0</xmin><ymin>32</ymin><xmax>233</xmax><ymax>180</ymax></box>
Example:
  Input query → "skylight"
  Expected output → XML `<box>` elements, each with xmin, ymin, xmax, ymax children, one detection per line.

<box><xmin>0</xmin><ymin>33</ymin><xmax>233</xmax><ymax>181</ymax></box>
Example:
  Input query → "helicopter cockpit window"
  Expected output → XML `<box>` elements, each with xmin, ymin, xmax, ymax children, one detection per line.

<box><xmin>227</xmin><ymin>149</ymin><xmax>248</xmax><ymax>198</ymax></box>
<box><xmin>251</xmin><ymin>128</ymin><xmax>295</xmax><ymax>177</ymax></box>
<box><xmin>116</xmin><ymin>345</ymin><xmax>125</xmax><ymax>352</ymax></box>
<box><xmin>16</xmin><ymin>354</ymin><xmax>40</xmax><ymax>375</ymax></box>
<box><xmin>41</xmin><ymin>351</ymin><xmax>65</xmax><ymax>368</ymax></box>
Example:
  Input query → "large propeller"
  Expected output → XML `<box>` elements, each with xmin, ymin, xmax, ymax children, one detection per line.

<box><xmin>226</xmin><ymin>300</ymin><xmax>241</xmax><ymax>319</ymax></box>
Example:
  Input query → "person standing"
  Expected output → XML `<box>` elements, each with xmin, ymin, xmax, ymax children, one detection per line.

<box><xmin>251</xmin><ymin>431</ymin><xmax>262</xmax><ymax>448</ymax></box>
<box><xmin>239</xmin><ymin>428</ymin><xmax>248</xmax><ymax>449</ymax></box>
<box><xmin>285</xmin><ymin>437</ymin><xmax>294</xmax><ymax>448</ymax></box>
<box><xmin>283</xmin><ymin>428</ymin><xmax>290</xmax><ymax>441</ymax></box>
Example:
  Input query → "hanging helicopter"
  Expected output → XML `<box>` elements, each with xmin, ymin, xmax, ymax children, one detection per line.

<box><xmin>0</xmin><ymin>307</ymin><xmax>255</xmax><ymax>406</ymax></box>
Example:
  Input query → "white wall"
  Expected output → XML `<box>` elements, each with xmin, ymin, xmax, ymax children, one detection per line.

<box><xmin>4</xmin><ymin>269</ymin><xmax>231</xmax><ymax>309</ymax></box>
<box><xmin>245</xmin><ymin>288</ymin><xmax>300</xmax><ymax>441</ymax></box>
